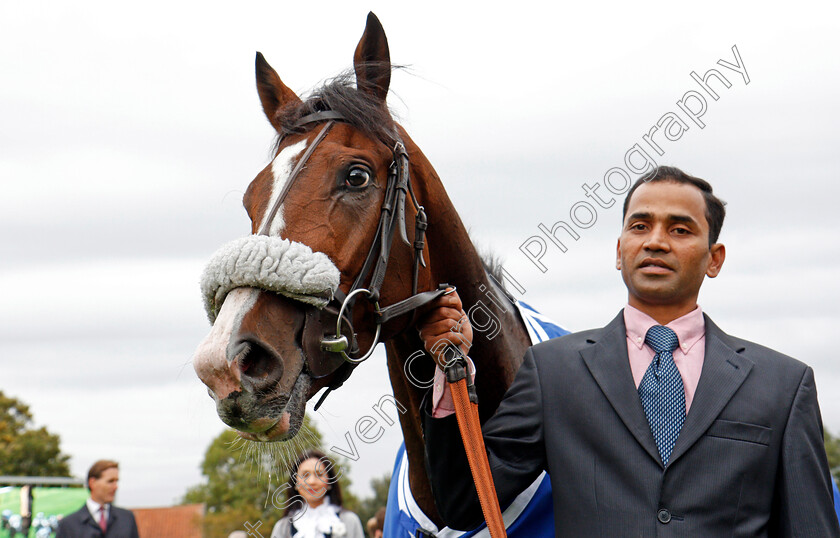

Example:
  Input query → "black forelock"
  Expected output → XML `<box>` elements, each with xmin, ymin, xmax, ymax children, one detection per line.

<box><xmin>272</xmin><ymin>68</ymin><xmax>399</xmax><ymax>153</ymax></box>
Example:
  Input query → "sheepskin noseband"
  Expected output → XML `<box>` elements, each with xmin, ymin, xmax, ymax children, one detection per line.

<box><xmin>201</xmin><ymin>235</ymin><xmax>341</xmax><ymax>323</ymax></box>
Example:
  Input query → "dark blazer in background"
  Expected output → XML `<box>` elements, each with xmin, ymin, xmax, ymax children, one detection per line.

<box><xmin>424</xmin><ymin>312</ymin><xmax>840</xmax><ymax>537</ymax></box>
<box><xmin>57</xmin><ymin>504</ymin><xmax>139</xmax><ymax>538</ymax></box>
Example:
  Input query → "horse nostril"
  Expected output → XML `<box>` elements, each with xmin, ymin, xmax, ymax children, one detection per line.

<box><xmin>236</xmin><ymin>339</ymin><xmax>284</xmax><ymax>390</ymax></box>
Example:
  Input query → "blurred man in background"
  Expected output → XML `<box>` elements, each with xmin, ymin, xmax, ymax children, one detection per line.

<box><xmin>57</xmin><ymin>460</ymin><xmax>139</xmax><ymax>537</ymax></box>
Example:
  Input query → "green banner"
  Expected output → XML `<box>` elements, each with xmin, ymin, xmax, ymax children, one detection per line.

<box><xmin>0</xmin><ymin>487</ymin><xmax>87</xmax><ymax>537</ymax></box>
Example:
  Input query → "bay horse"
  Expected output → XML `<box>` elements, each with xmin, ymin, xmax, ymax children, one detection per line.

<box><xmin>192</xmin><ymin>12</ymin><xmax>539</xmax><ymax>528</ymax></box>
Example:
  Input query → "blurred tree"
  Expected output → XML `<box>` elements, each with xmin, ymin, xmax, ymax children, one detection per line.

<box><xmin>353</xmin><ymin>474</ymin><xmax>391</xmax><ymax>536</ymax></box>
<box><xmin>825</xmin><ymin>429</ymin><xmax>840</xmax><ymax>484</ymax></box>
<box><xmin>0</xmin><ymin>391</ymin><xmax>71</xmax><ymax>477</ymax></box>
<box><xmin>184</xmin><ymin>415</ymin><xmax>361</xmax><ymax>538</ymax></box>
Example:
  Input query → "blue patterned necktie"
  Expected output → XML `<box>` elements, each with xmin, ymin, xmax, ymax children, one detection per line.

<box><xmin>638</xmin><ymin>325</ymin><xmax>685</xmax><ymax>466</ymax></box>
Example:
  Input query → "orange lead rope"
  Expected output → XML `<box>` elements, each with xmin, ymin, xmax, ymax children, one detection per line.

<box><xmin>446</xmin><ymin>353</ymin><xmax>508</xmax><ymax>538</ymax></box>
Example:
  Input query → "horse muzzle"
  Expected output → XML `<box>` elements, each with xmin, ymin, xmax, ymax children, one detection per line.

<box><xmin>192</xmin><ymin>287</ymin><xmax>311</xmax><ymax>440</ymax></box>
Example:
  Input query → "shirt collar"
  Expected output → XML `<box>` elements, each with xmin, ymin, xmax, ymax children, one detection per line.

<box><xmin>86</xmin><ymin>498</ymin><xmax>108</xmax><ymax>518</ymax></box>
<box><xmin>624</xmin><ymin>304</ymin><xmax>705</xmax><ymax>354</ymax></box>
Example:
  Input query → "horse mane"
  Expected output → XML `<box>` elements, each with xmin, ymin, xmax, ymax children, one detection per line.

<box><xmin>272</xmin><ymin>68</ymin><xmax>401</xmax><ymax>152</ymax></box>
<box><xmin>479</xmin><ymin>251</ymin><xmax>515</xmax><ymax>300</ymax></box>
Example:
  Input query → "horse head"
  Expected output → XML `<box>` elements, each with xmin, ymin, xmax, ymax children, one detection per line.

<box><xmin>193</xmin><ymin>13</ymin><xmax>436</xmax><ymax>442</ymax></box>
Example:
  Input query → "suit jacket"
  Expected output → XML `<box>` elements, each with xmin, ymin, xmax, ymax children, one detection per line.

<box><xmin>57</xmin><ymin>504</ymin><xmax>139</xmax><ymax>538</ymax></box>
<box><xmin>424</xmin><ymin>312</ymin><xmax>840</xmax><ymax>537</ymax></box>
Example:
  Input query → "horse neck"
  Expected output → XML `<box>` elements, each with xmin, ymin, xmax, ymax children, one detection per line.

<box><xmin>424</xmin><ymin>212</ymin><xmax>531</xmax><ymax>419</ymax></box>
<box><xmin>381</xmin><ymin>134</ymin><xmax>532</xmax><ymax>524</ymax></box>
<box><xmin>405</xmin><ymin>134</ymin><xmax>532</xmax><ymax>395</ymax></box>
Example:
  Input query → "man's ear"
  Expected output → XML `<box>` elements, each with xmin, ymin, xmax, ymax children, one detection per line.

<box><xmin>615</xmin><ymin>238</ymin><xmax>622</xmax><ymax>270</ymax></box>
<box><xmin>706</xmin><ymin>243</ymin><xmax>726</xmax><ymax>278</ymax></box>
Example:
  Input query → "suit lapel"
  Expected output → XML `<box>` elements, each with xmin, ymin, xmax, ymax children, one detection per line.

<box><xmin>668</xmin><ymin>315</ymin><xmax>753</xmax><ymax>466</ymax></box>
<box><xmin>580</xmin><ymin>311</ymin><xmax>662</xmax><ymax>466</ymax></box>
<box><xmin>107</xmin><ymin>507</ymin><xmax>118</xmax><ymax>535</ymax></box>
<box><xmin>81</xmin><ymin>506</ymin><xmax>104</xmax><ymax>536</ymax></box>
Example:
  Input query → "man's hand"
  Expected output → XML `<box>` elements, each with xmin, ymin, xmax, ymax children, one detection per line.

<box><xmin>417</xmin><ymin>289</ymin><xmax>473</xmax><ymax>369</ymax></box>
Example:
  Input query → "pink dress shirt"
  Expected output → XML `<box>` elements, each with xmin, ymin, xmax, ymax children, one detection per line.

<box><xmin>431</xmin><ymin>357</ymin><xmax>475</xmax><ymax>418</ymax></box>
<box><xmin>431</xmin><ymin>305</ymin><xmax>707</xmax><ymax>416</ymax></box>
<box><xmin>624</xmin><ymin>304</ymin><xmax>706</xmax><ymax>412</ymax></box>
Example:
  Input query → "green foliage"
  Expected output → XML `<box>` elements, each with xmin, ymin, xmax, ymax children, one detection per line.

<box><xmin>0</xmin><ymin>392</ymin><xmax>70</xmax><ymax>477</ymax></box>
<box><xmin>825</xmin><ymin>429</ymin><xmax>840</xmax><ymax>484</ymax></box>
<box><xmin>353</xmin><ymin>474</ymin><xmax>390</xmax><ymax>535</ymax></box>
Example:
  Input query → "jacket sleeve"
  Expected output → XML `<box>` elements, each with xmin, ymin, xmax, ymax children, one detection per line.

<box><xmin>775</xmin><ymin>366</ymin><xmax>840</xmax><ymax>536</ymax></box>
<box><xmin>56</xmin><ymin>511</ymin><xmax>79</xmax><ymax>538</ymax></box>
<box><xmin>130</xmin><ymin>511</ymin><xmax>140</xmax><ymax>538</ymax></box>
<box><xmin>270</xmin><ymin>517</ymin><xmax>290</xmax><ymax>538</ymax></box>
<box><xmin>423</xmin><ymin>348</ymin><xmax>546</xmax><ymax>530</ymax></box>
<box><xmin>339</xmin><ymin>510</ymin><xmax>365</xmax><ymax>538</ymax></box>
<box><xmin>55</xmin><ymin>519</ymin><xmax>70</xmax><ymax>538</ymax></box>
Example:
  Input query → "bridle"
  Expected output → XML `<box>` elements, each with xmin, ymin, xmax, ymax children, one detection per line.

<box><xmin>260</xmin><ymin>110</ymin><xmax>510</xmax><ymax>537</ymax></box>
<box><xmin>261</xmin><ymin>110</ymin><xmax>452</xmax><ymax>409</ymax></box>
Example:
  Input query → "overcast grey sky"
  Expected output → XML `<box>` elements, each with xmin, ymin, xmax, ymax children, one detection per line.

<box><xmin>2</xmin><ymin>0</ymin><xmax>839</xmax><ymax>509</ymax></box>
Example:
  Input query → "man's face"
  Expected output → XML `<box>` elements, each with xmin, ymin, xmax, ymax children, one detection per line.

<box><xmin>616</xmin><ymin>181</ymin><xmax>725</xmax><ymax>316</ymax></box>
<box><xmin>89</xmin><ymin>467</ymin><xmax>119</xmax><ymax>505</ymax></box>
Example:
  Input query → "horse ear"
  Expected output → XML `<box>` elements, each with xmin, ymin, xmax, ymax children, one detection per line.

<box><xmin>255</xmin><ymin>52</ymin><xmax>302</xmax><ymax>132</ymax></box>
<box><xmin>353</xmin><ymin>12</ymin><xmax>391</xmax><ymax>102</ymax></box>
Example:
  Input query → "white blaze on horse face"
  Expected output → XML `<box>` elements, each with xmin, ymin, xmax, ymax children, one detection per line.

<box><xmin>193</xmin><ymin>287</ymin><xmax>259</xmax><ymax>400</ymax></box>
<box><xmin>261</xmin><ymin>139</ymin><xmax>307</xmax><ymax>236</ymax></box>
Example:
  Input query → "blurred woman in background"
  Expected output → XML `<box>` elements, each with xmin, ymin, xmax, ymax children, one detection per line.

<box><xmin>271</xmin><ymin>449</ymin><xmax>363</xmax><ymax>538</ymax></box>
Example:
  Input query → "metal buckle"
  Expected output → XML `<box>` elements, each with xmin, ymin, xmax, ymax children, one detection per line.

<box><xmin>320</xmin><ymin>287</ymin><xmax>382</xmax><ymax>364</ymax></box>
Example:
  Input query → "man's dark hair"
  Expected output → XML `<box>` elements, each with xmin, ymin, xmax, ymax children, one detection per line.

<box><xmin>622</xmin><ymin>166</ymin><xmax>726</xmax><ymax>244</ymax></box>
<box><xmin>87</xmin><ymin>460</ymin><xmax>119</xmax><ymax>490</ymax></box>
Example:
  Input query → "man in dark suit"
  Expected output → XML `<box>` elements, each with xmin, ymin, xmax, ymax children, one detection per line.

<box><xmin>419</xmin><ymin>166</ymin><xmax>840</xmax><ymax>536</ymax></box>
<box><xmin>57</xmin><ymin>460</ymin><xmax>140</xmax><ymax>538</ymax></box>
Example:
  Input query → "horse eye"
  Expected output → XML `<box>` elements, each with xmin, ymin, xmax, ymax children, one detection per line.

<box><xmin>345</xmin><ymin>166</ymin><xmax>371</xmax><ymax>188</ymax></box>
